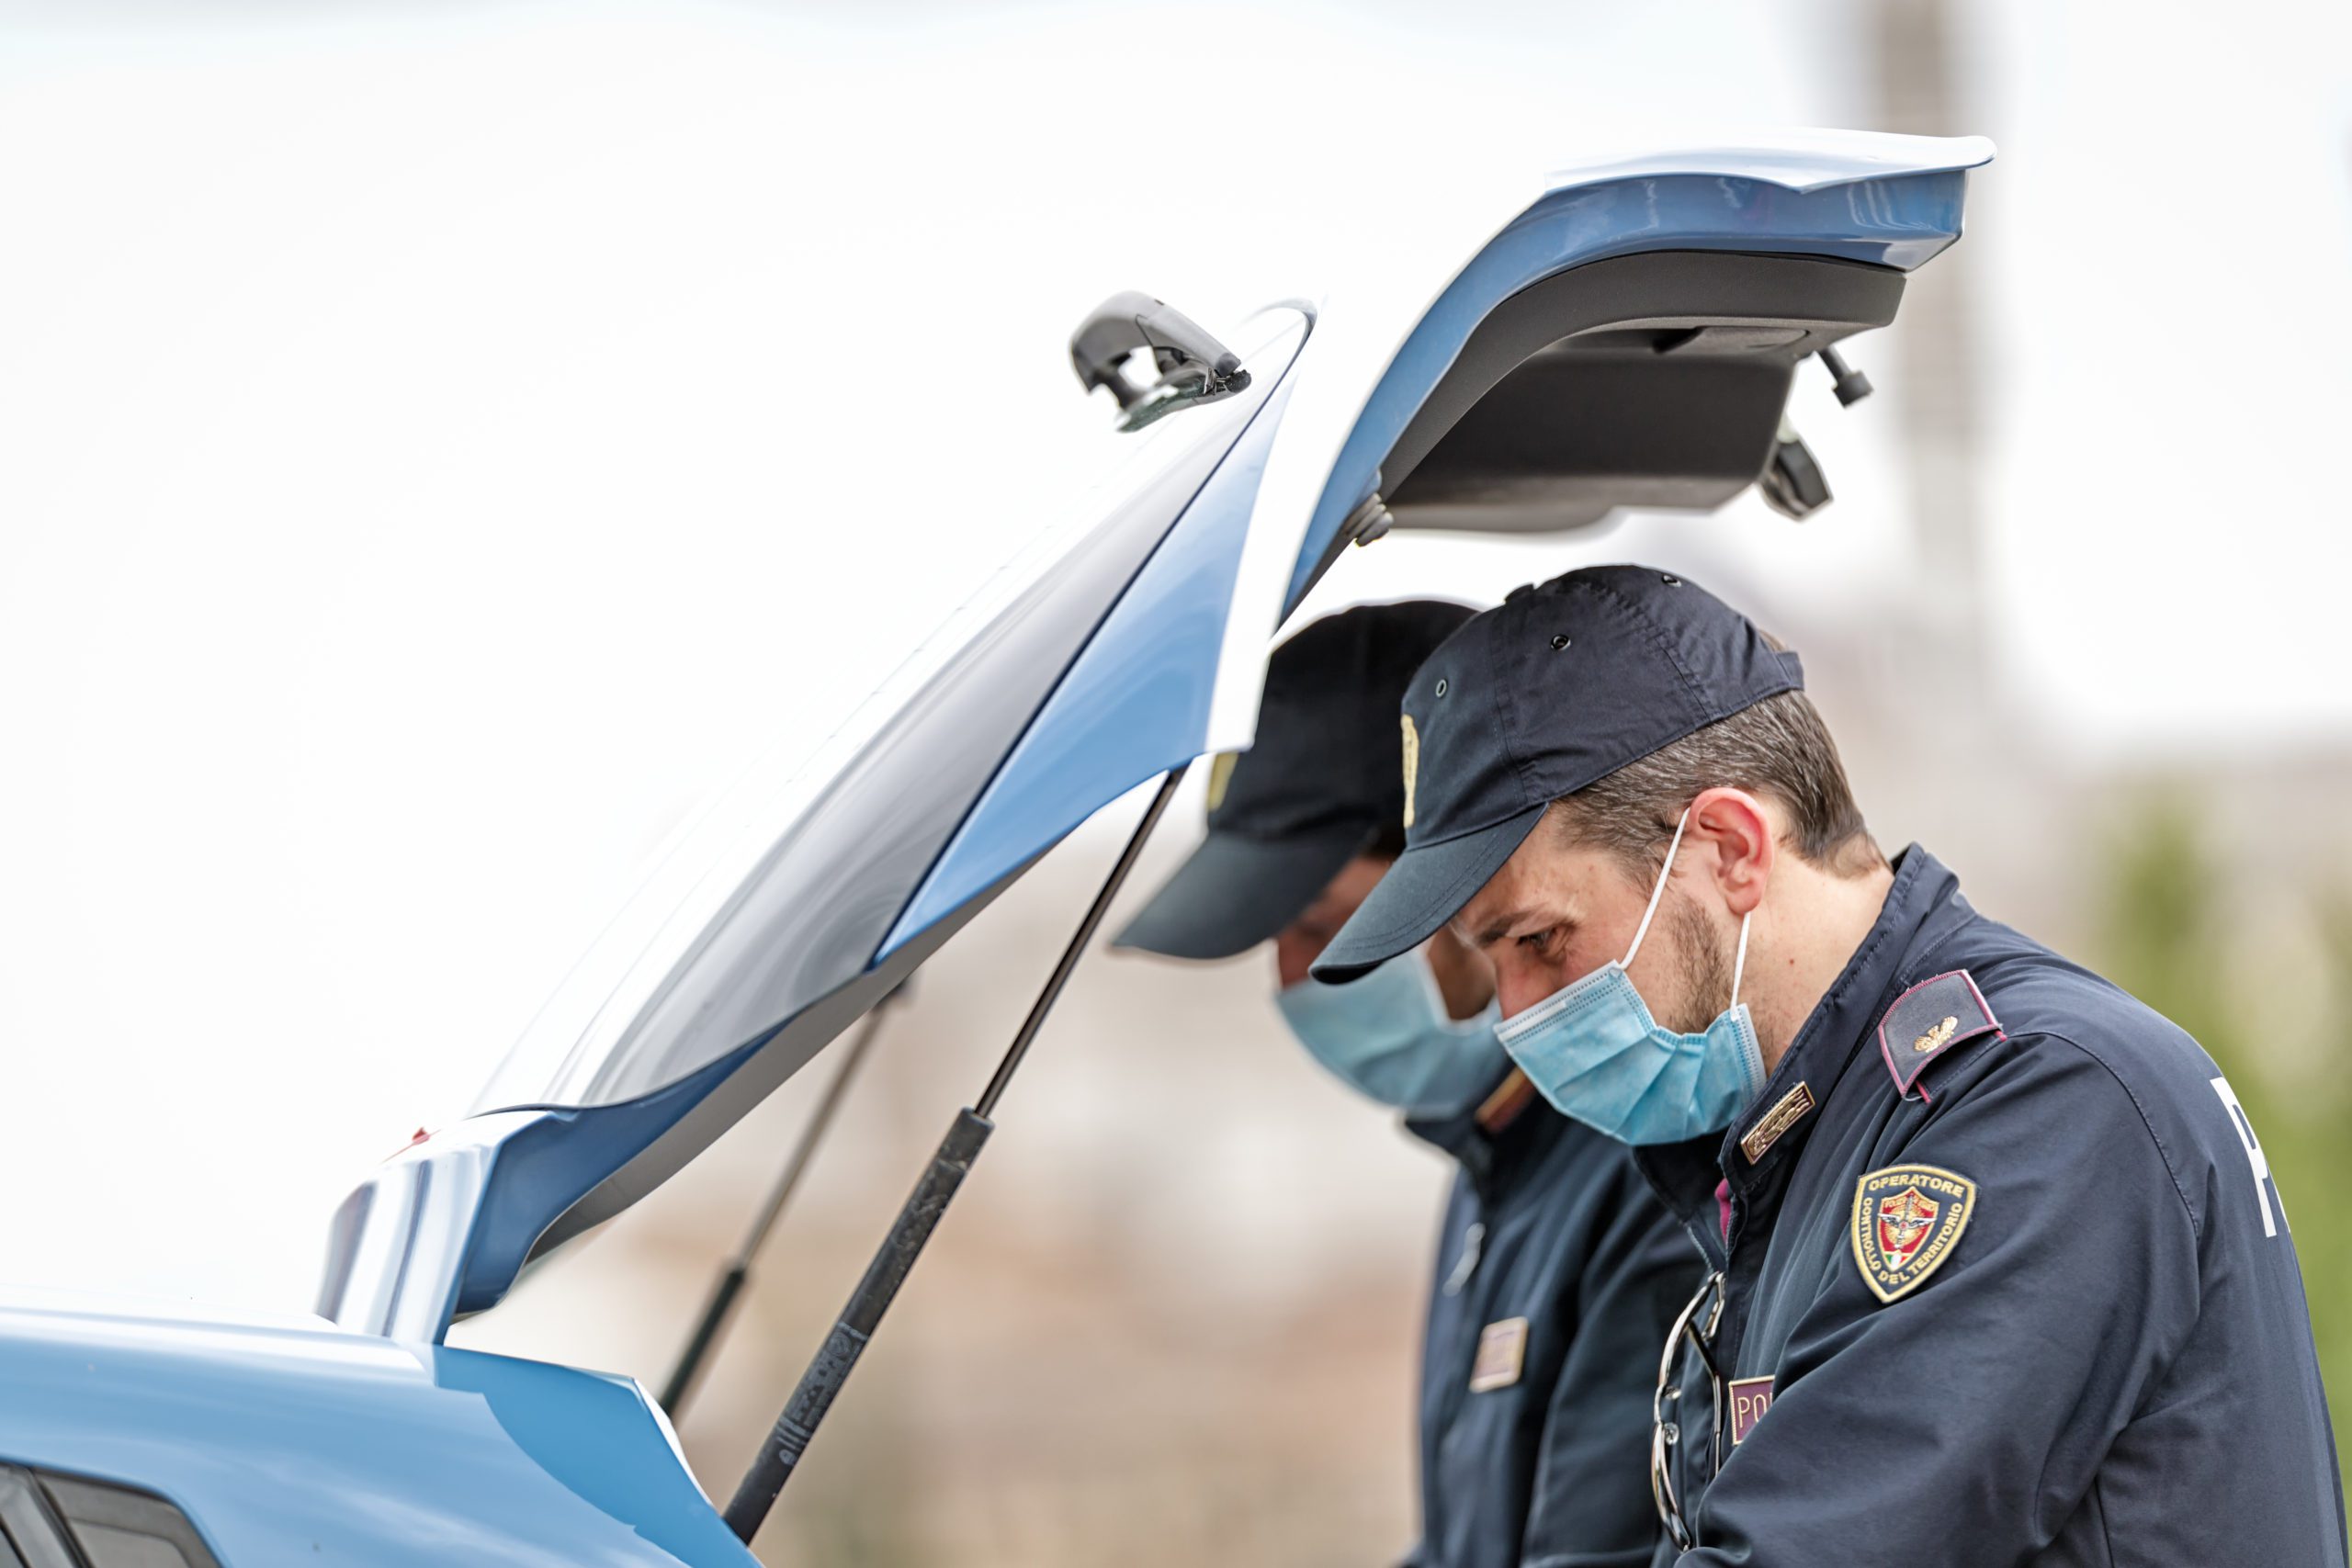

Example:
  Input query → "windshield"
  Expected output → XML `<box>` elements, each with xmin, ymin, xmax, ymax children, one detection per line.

<box><xmin>472</xmin><ymin>310</ymin><xmax>1308</xmax><ymax>1111</ymax></box>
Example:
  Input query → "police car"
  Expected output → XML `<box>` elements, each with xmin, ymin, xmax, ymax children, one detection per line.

<box><xmin>0</xmin><ymin>130</ymin><xmax>1991</xmax><ymax>1566</ymax></box>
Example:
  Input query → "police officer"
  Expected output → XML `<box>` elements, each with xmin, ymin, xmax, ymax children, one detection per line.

<box><xmin>1312</xmin><ymin>566</ymin><xmax>2347</xmax><ymax>1566</ymax></box>
<box><xmin>1115</xmin><ymin>599</ymin><xmax>1698</xmax><ymax>1568</ymax></box>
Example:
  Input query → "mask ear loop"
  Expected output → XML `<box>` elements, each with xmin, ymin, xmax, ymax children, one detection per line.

<box><xmin>1625</xmin><ymin>807</ymin><xmax>1756</xmax><ymax>1014</ymax></box>
<box><xmin>1729</xmin><ymin>910</ymin><xmax>1751</xmax><ymax>1011</ymax></box>
<box><xmin>1622</xmin><ymin>807</ymin><xmax>1693</xmax><ymax>969</ymax></box>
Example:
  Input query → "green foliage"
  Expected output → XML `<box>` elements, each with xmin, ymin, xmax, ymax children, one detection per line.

<box><xmin>2095</xmin><ymin>793</ymin><xmax>2352</xmax><ymax>1487</ymax></box>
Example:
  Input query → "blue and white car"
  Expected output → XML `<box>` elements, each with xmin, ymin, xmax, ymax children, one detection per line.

<box><xmin>0</xmin><ymin>130</ymin><xmax>1992</xmax><ymax>1567</ymax></box>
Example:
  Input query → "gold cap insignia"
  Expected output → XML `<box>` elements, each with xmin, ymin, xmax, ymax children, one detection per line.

<box><xmin>1399</xmin><ymin>714</ymin><xmax>1421</xmax><ymax>829</ymax></box>
<box><xmin>1913</xmin><ymin>1015</ymin><xmax>1959</xmax><ymax>1054</ymax></box>
<box><xmin>1204</xmin><ymin>751</ymin><xmax>1239</xmax><ymax>813</ymax></box>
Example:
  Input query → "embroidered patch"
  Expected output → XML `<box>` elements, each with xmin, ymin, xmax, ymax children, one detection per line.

<box><xmin>1849</xmin><ymin>1165</ymin><xmax>1975</xmax><ymax>1303</ymax></box>
<box><xmin>1740</xmin><ymin>1081</ymin><xmax>1815</xmax><ymax>1164</ymax></box>
<box><xmin>1727</xmin><ymin>1376</ymin><xmax>1774</xmax><ymax>1444</ymax></box>
<box><xmin>1468</xmin><ymin>1316</ymin><xmax>1527</xmax><ymax>1392</ymax></box>
<box><xmin>1913</xmin><ymin>1015</ymin><xmax>1958</xmax><ymax>1053</ymax></box>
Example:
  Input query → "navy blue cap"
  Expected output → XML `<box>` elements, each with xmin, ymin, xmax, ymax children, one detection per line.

<box><xmin>1310</xmin><ymin>565</ymin><xmax>1803</xmax><ymax>982</ymax></box>
<box><xmin>1114</xmin><ymin>600</ymin><xmax>1476</xmax><ymax>960</ymax></box>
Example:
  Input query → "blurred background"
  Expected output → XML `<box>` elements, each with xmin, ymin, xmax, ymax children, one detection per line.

<box><xmin>3</xmin><ymin>1</ymin><xmax>2350</xmax><ymax>1562</ymax></box>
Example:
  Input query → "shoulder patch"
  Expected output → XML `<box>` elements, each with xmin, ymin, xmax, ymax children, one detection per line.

<box><xmin>1850</xmin><ymin>1164</ymin><xmax>1975</xmax><ymax>1303</ymax></box>
<box><xmin>1877</xmin><ymin>969</ymin><xmax>2002</xmax><ymax>1102</ymax></box>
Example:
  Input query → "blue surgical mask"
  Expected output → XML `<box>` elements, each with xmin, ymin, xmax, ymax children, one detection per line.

<box><xmin>1277</xmin><ymin>947</ymin><xmax>1508</xmax><ymax>1116</ymax></box>
<box><xmin>1493</xmin><ymin>807</ymin><xmax>1767</xmax><ymax>1145</ymax></box>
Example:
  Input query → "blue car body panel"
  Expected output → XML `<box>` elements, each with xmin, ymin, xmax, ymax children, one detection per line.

<box><xmin>324</xmin><ymin>305</ymin><xmax>1317</xmax><ymax>1349</ymax></box>
<box><xmin>448</xmin><ymin>1055</ymin><xmax>749</xmax><ymax>1316</ymax></box>
<box><xmin>0</xmin><ymin>1292</ymin><xmax>753</xmax><ymax>1567</ymax></box>
<box><xmin>316</xmin><ymin>1042</ymin><xmax>762</xmax><ymax>1343</ymax></box>
<box><xmin>881</xmin><ymin>367</ymin><xmax>1304</xmax><ymax>956</ymax></box>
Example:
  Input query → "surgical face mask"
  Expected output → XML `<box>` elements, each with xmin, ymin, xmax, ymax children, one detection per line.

<box><xmin>1493</xmin><ymin>807</ymin><xmax>1767</xmax><ymax>1145</ymax></box>
<box><xmin>1277</xmin><ymin>947</ymin><xmax>1509</xmax><ymax>1116</ymax></box>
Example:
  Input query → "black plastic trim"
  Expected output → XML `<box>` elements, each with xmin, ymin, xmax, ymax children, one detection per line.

<box><xmin>40</xmin><ymin>1474</ymin><xmax>220</xmax><ymax>1568</ymax></box>
<box><xmin>1383</xmin><ymin>250</ymin><xmax>1905</xmax><ymax>534</ymax></box>
<box><xmin>0</xmin><ymin>1468</ymin><xmax>224</xmax><ymax>1568</ymax></box>
<box><xmin>0</xmin><ymin>1471</ymin><xmax>77</xmax><ymax>1568</ymax></box>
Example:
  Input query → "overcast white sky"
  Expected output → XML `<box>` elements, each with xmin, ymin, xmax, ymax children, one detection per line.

<box><xmin>1</xmin><ymin>0</ymin><xmax>2347</xmax><ymax>1314</ymax></box>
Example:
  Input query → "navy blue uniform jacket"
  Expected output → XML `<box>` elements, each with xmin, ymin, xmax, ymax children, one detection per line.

<box><xmin>1406</xmin><ymin>1077</ymin><xmax>1699</xmax><ymax>1568</ymax></box>
<box><xmin>1641</xmin><ymin>847</ymin><xmax>2346</xmax><ymax>1566</ymax></box>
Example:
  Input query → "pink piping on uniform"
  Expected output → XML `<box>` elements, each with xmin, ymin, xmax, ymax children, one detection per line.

<box><xmin>1874</xmin><ymin>970</ymin><xmax>2007</xmax><ymax>1101</ymax></box>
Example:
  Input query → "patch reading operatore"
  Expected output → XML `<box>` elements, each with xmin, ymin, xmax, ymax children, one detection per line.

<box><xmin>1849</xmin><ymin>1164</ymin><xmax>1975</xmax><ymax>1303</ymax></box>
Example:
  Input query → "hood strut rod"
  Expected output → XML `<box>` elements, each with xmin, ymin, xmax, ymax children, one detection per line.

<box><xmin>721</xmin><ymin>765</ymin><xmax>1190</xmax><ymax>1542</ymax></box>
<box><xmin>659</xmin><ymin>987</ymin><xmax>900</xmax><ymax>1420</ymax></box>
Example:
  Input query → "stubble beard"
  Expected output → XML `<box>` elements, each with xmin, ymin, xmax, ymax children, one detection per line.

<box><xmin>1661</xmin><ymin>892</ymin><xmax>1736</xmax><ymax>1036</ymax></box>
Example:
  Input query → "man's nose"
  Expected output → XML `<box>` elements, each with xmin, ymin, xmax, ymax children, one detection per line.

<box><xmin>1494</xmin><ymin>954</ymin><xmax>1579</xmax><ymax>1021</ymax></box>
<box><xmin>1495</xmin><ymin>962</ymin><xmax>1549</xmax><ymax>1021</ymax></box>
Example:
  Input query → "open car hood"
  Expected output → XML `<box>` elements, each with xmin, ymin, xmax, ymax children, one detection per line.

<box><xmin>320</xmin><ymin>130</ymin><xmax>1994</xmax><ymax>1342</ymax></box>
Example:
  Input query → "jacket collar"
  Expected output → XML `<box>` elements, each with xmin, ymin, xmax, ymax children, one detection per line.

<box><xmin>1406</xmin><ymin>1066</ymin><xmax>1543</xmax><ymax>1180</ymax></box>
<box><xmin>1720</xmin><ymin>843</ymin><xmax>1972</xmax><ymax>1193</ymax></box>
<box><xmin>1635</xmin><ymin>844</ymin><xmax>1965</xmax><ymax>1223</ymax></box>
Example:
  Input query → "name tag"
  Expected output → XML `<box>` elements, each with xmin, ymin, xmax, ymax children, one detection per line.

<box><xmin>1468</xmin><ymin>1317</ymin><xmax>1528</xmax><ymax>1392</ymax></box>
<box><xmin>1727</xmin><ymin>1376</ymin><xmax>1774</xmax><ymax>1444</ymax></box>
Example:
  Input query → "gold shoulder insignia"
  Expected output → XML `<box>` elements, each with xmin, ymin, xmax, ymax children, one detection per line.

<box><xmin>1913</xmin><ymin>1015</ymin><xmax>1958</xmax><ymax>1054</ymax></box>
<box><xmin>1876</xmin><ymin>971</ymin><xmax>2002</xmax><ymax>1101</ymax></box>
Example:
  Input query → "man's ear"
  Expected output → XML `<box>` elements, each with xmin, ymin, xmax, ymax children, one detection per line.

<box><xmin>1686</xmin><ymin>786</ymin><xmax>1774</xmax><ymax>917</ymax></box>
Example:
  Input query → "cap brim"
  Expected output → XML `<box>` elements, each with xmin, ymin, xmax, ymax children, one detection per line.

<box><xmin>1112</xmin><ymin>826</ymin><xmax>1371</xmax><ymax>961</ymax></box>
<box><xmin>1308</xmin><ymin>805</ymin><xmax>1547</xmax><ymax>983</ymax></box>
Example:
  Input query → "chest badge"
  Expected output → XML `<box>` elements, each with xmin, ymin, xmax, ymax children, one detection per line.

<box><xmin>1727</xmin><ymin>1376</ymin><xmax>1775</xmax><ymax>1444</ymax></box>
<box><xmin>1740</xmin><ymin>1080</ymin><xmax>1815</xmax><ymax>1164</ymax></box>
<box><xmin>1469</xmin><ymin>1316</ymin><xmax>1528</xmax><ymax>1392</ymax></box>
<box><xmin>1849</xmin><ymin>1164</ymin><xmax>1976</xmax><ymax>1303</ymax></box>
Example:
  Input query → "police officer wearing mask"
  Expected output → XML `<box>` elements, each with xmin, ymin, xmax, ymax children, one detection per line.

<box><xmin>1116</xmin><ymin>600</ymin><xmax>1698</xmax><ymax>1568</ymax></box>
<box><xmin>1313</xmin><ymin>567</ymin><xmax>2347</xmax><ymax>1566</ymax></box>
